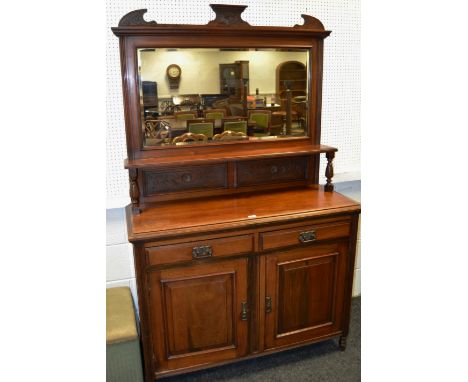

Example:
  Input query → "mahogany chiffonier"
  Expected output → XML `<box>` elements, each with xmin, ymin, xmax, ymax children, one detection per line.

<box><xmin>112</xmin><ymin>4</ymin><xmax>360</xmax><ymax>381</ymax></box>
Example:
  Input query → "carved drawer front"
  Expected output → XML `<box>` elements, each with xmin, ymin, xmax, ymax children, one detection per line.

<box><xmin>143</xmin><ymin>163</ymin><xmax>227</xmax><ymax>195</ymax></box>
<box><xmin>236</xmin><ymin>156</ymin><xmax>307</xmax><ymax>186</ymax></box>
<box><xmin>146</xmin><ymin>234</ymin><xmax>254</xmax><ymax>266</ymax></box>
<box><xmin>260</xmin><ymin>221</ymin><xmax>350</xmax><ymax>251</ymax></box>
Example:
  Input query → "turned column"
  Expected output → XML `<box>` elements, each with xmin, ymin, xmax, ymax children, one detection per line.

<box><xmin>129</xmin><ymin>168</ymin><xmax>141</xmax><ymax>214</ymax></box>
<box><xmin>325</xmin><ymin>151</ymin><xmax>335</xmax><ymax>192</ymax></box>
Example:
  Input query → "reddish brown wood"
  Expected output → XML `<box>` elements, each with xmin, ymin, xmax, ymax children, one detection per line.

<box><xmin>131</xmin><ymin>243</ymin><xmax>154</xmax><ymax>382</ymax></box>
<box><xmin>207</xmin><ymin>4</ymin><xmax>250</xmax><ymax>26</ymax></box>
<box><xmin>126</xmin><ymin>188</ymin><xmax>360</xmax><ymax>242</ymax></box>
<box><xmin>111</xmin><ymin>5</ymin><xmax>361</xmax><ymax>380</ymax></box>
<box><xmin>112</xmin><ymin>4</ymin><xmax>332</xmax><ymax>208</ymax></box>
<box><xmin>145</xmin><ymin>234</ymin><xmax>254</xmax><ymax>266</ymax></box>
<box><xmin>148</xmin><ymin>258</ymin><xmax>249</xmax><ymax>373</ymax></box>
<box><xmin>339</xmin><ymin>213</ymin><xmax>360</xmax><ymax>348</ymax></box>
<box><xmin>125</xmin><ymin>144</ymin><xmax>337</xmax><ymax>169</ymax></box>
<box><xmin>263</xmin><ymin>242</ymin><xmax>348</xmax><ymax>350</ymax></box>
<box><xmin>260</xmin><ymin>221</ymin><xmax>351</xmax><ymax>251</ymax></box>
<box><xmin>129</xmin><ymin>168</ymin><xmax>141</xmax><ymax>214</ymax></box>
<box><xmin>294</xmin><ymin>14</ymin><xmax>325</xmax><ymax>30</ymax></box>
<box><xmin>118</xmin><ymin>9</ymin><xmax>157</xmax><ymax>27</ymax></box>
<box><xmin>236</xmin><ymin>156</ymin><xmax>307</xmax><ymax>186</ymax></box>
<box><xmin>325</xmin><ymin>151</ymin><xmax>335</xmax><ymax>192</ymax></box>
<box><xmin>142</xmin><ymin>164</ymin><xmax>227</xmax><ymax>196</ymax></box>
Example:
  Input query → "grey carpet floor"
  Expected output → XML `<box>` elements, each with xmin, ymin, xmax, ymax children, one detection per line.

<box><xmin>163</xmin><ymin>296</ymin><xmax>361</xmax><ymax>382</ymax></box>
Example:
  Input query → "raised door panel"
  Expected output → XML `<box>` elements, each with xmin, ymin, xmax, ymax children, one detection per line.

<box><xmin>148</xmin><ymin>258</ymin><xmax>249</xmax><ymax>374</ymax></box>
<box><xmin>263</xmin><ymin>242</ymin><xmax>348</xmax><ymax>350</ymax></box>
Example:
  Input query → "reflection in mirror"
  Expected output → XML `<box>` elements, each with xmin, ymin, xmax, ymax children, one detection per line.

<box><xmin>138</xmin><ymin>48</ymin><xmax>310</xmax><ymax>147</ymax></box>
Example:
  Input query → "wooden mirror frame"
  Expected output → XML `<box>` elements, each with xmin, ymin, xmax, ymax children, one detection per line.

<box><xmin>112</xmin><ymin>5</ymin><xmax>330</xmax><ymax>160</ymax></box>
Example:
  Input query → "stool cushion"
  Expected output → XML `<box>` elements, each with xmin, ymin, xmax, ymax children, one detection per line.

<box><xmin>106</xmin><ymin>287</ymin><xmax>138</xmax><ymax>344</ymax></box>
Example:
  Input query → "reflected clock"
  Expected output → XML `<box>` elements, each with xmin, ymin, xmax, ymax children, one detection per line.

<box><xmin>166</xmin><ymin>64</ymin><xmax>181</xmax><ymax>89</ymax></box>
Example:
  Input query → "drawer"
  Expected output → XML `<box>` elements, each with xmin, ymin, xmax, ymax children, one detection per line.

<box><xmin>236</xmin><ymin>156</ymin><xmax>307</xmax><ymax>187</ymax></box>
<box><xmin>260</xmin><ymin>221</ymin><xmax>350</xmax><ymax>251</ymax></box>
<box><xmin>146</xmin><ymin>234</ymin><xmax>254</xmax><ymax>266</ymax></box>
<box><xmin>143</xmin><ymin>163</ymin><xmax>227</xmax><ymax>196</ymax></box>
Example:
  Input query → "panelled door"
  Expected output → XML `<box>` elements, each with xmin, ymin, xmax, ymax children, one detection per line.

<box><xmin>262</xmin><ymin>242</ymin><xmax>348</xmax><ymax>350</ymax></box>
<box><xmin>148</xmin><ymin>258</ymin><xmax>249</xmax><ymax>373</ymax></box>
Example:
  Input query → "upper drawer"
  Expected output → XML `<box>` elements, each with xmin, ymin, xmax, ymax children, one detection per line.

<box><xmin>143</xmin><ymin>163</ymin><xmax>227</xmax><ymax>196</ymax></box>
<box><xmin>236</xmin><ymin>156</ymin><xmax>307</xmax><ymax>187</ymax></box>
<box><xmin>260</xmin><ymin>221</ymin><xmax>350</xmax><ymax>251</ymax></box>
<box><xmin>146</xmin><ymin>234</ymin><xmax>254</xmax><ymax>266</ymax></box>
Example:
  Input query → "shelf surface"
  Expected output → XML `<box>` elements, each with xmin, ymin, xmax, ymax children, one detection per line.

<box><xmin>125</xmin><ymin>144</ymin><xmax>337</xmax><ymax>169</ymax></box>
<box><xmin>126</xmin><ymin>187</ymin><xmax>360</xmax><ymax>241</ymax></box>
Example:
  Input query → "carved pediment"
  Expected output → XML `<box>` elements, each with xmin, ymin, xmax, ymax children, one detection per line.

<box><xmin>207</xmin><ymin>4</ymin><xmax>250</xmax><ymax>26</ymax></box>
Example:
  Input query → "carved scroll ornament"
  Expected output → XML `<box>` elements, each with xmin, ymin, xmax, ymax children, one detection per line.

<box><xmin>118</xmin><ymin>9</ymin><xmax>157</xmax><ymax>27</ymax></box>
<box><xmin>294</xmin><ymin>14</ymin><xmax>325</xmax><ymax>30</ymax></box>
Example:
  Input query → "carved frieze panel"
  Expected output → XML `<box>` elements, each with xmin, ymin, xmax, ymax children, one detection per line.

<box><xmin>143</xmin><ymin>164</ymin><xmax>227</xmax><ymax>195</ymax></box>
<box><xmin>236</xmin><ymin>157</ymin><xmax>308</xmax><ymax>186</ymax></box>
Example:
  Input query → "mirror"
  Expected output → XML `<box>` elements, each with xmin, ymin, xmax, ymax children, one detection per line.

<box><xmin>137</xmin><ymin>48</ymin><xmax>310</xmax><ymax>147</ymax></box>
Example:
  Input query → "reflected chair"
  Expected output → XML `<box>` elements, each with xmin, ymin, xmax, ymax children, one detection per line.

<box><xmin>172</xmin><ymin>132</ymin><xmax>208</xmax><ymax>144</ymax></box>
<box><xmin>204</xmin><ymin>108</ymin><xmax>226</xmax><ymax>120</ymax></box>
<box><xmin>228</xmin><ymin>103</ymin><xmax>244</xmax><ymax>116</ymax></box>
<box><xmin>160</xmin><ymin>100</ymin><xmax>181</xmax><ymax>116</ymax></box>
<box><xmin>222</xmin><ymin>119</ymin><xmax>247</xmax><ymax>134</ymax></box>
<box><xmin>144</xmin><ymin>120</ymin><xmax>158</xmax><ymax>139</ymax></box>
<box><xmin>187</xmin><ymin>119</ymin><xmax>214</xmax><ymax>138</ymax></box>
<box><xmin>248</xmin><ymin>110</ymin><xmax>271</xmax><ymax>137</ymax></box>
<box><xmin>292</xmin><ymin>96</ymin><xmax>308</xmax><ymax>133</ymax></box>
<box><xmin>174</xmin><ymin>111</ymin><xmax>197</xmax><ymax>120</ymax></box>
<box><xmin>212</xmin><ymin>130</ymin><xmax>247</xmax><ymax>141</ymax></box>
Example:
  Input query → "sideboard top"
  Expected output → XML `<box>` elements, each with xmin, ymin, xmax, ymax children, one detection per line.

<box><xmin>126</xmin><ymin>187</ymin><xmax>360</xmax><ymax>241</ymax></box>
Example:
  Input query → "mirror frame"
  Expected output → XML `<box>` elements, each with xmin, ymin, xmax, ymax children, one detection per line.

<box><xmin>112</xmin><ymin>5</ymin><xmax>331</xmax><ymax>162</ymax></box>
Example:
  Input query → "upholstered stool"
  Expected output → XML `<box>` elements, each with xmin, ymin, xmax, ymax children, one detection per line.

<box><xmin>106</xmin><ymin>287</ymin><xmax>143</xmax><ymax>382</ymax></box>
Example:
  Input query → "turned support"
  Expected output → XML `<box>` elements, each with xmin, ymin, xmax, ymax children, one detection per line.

<box><xmin>339</xmin><ymin>335</ymin><xmax>347</xmax><ymax>350</ymax></box>
<box><xmin>325</xmin><ymin>151</ymin><xmax>335</xmax><ymax>192</ymax></box>
<box><xmin>129</xmin><ymin>168</ymin><xmax>141</xmax><ymax>214</ymax></box>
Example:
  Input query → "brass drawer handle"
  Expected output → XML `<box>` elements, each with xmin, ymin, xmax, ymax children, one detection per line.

<box><xmin>192</xmin><ymin>245</ymin><xmax>212</xmax><ymax>259</ymax></box>
<box><xmin>265</xmin><ymin>296</ymin><xmax>272</xmax><ymax>314</ymax></box>
<box><xmin>241</xmin><ymin>302</ymin><xmax>248</xmax><ymax>321</ymax></box>
<box><xmin>299</xmin><ymin>230</ymin><xmax>316</xmax><ymax>243</ymax></box>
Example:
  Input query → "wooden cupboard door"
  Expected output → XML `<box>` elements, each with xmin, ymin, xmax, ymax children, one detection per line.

<box><xmin>263</xmin><ymin>242</ymin><xmax>348</xmax><ymax>350</ymax></box>
<box><xmin>148</xmin><ymin>258</ymin><xmax>249</xmax><ymax>373</ymax></box>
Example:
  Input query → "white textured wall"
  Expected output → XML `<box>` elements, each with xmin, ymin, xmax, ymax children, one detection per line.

<box><xmin>106</xmin><ymin>0</ymin><xmax>360</xmax><ymax>208</ymax></box>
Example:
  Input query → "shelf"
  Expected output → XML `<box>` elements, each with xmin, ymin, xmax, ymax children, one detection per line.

<box><xmin>126</xmin><ymin>186</ymin><xmax>360</xmax><ymax>241</ymax></box>
<box><xmin>125</xmin><ymin>144</ymin><xmax>337</xmax><ymax>169</ymax></box>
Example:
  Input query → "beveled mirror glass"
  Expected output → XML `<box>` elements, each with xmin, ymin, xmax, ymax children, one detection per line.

<box><xmin>137</xmin><ymin>48</ymin><xmax>310</xmax><ymax>147</ymax></box>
